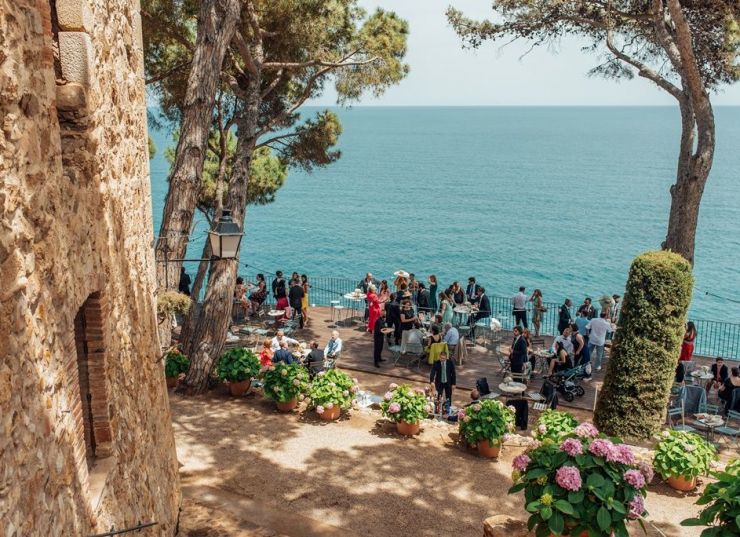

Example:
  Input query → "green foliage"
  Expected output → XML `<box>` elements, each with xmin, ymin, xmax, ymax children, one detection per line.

<box><xmin>148</xmin><ymin>136</ymin><xmax>157</xmax><ymax>159</ymax></box>
<box><xmin>261</xmin><ymin>362</ymin><xmax>309</xmax><ymax>403</ymax></box>
<box><xmin>653</xmin><ymin>430</ymin><xmax>717</xmax><ymax>480</ymax></box>
<box><xmin>380</xmin><ymin>383</ymin><xmax>429</xmax><ymax>425</ymax></box>
<box><xmin>535</xmin><ymin>410</ymin><xmax>578</xmax><ymax>443</ymax></box>
<box><xmin>164</xmin><ymin>348</ymin><xmax>190</xmax><ymax>378</ymax></box>
<box><xmin>458</xmin><ymin>399</ymin><xmax>514</xmax><ymax>446</ymax></box>
<box><xmin>594</xmin><ymin>251</ymin><xmax>693</xmax><ymax>438</ymax></box>
<box><xmin>307</xmin><ymin>368</ymin><xmax>358</xmax><ymax>411</ymax></box>
<box><xmin>157</xmin><ymin>290</ymin><xmax>192</xmax><ymax>318</ymax></box>
<box><xmin>682</xmin><ymin>459</ymin><xmax>740</xmax><ymax>536</ymax></box>
<box><xmin>278</xmin><ymin>111</ymin><xmax>343</xmax><ymax>172</ymax></box>
<box><xmin>510</xmin><ymin>428</ymin><xmax>649</xmax><ymax>537</ymax></box>
<box><xmin>216</xmin><ymin>348</ymin><xmax>261</xmax><ymax>383</ymax></box>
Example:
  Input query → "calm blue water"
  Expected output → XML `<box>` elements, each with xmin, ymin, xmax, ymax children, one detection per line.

<box><xmin>149</xmin><ymin>106</ymin><xmax>740</xmax><ymax>321</ymax></box>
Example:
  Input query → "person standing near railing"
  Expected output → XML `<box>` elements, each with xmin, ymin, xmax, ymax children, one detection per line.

<box><xmin>530</xmin><ymin>289</ymin><xmax>546</xmax><ymax>337</ymax></box>
<box><xmin>680</xmin><ymin>321</ymin><xmax>697</xmax><ymax>361</ymax></box>
<box><xmin>511</xmin><ymin>286</ymin><xmax>528</xmax><ymax>328</ymax></box>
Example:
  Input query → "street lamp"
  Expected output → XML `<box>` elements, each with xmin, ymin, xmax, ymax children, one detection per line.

<box><xmin>208</xmin><ymin>210</ymin><xmax>243</xmax><ymax>259</ymax></box>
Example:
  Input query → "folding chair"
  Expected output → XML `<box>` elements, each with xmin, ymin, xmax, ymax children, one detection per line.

<box><xmin>498</xmin><ymin>353</ymin><xmax>511</xmax><ymax>376</ymax></box>
<box><xmin>511</xmin><ymin>362</ymin><xmax>532</xmax><ymax>385</ymax></box>
<box><xmin>715</xmin><ymin>410</ymin><xmax>740</xmax><ymax>447</ymax></box>
<box><xmin>679</xmin><ymin>384</ymin><xmax>706</xmax><ymax>414</ymax></box>
<box><xmin>667</xmin><ymin>403</ymin><xmax>696</xmax><ymax>432</ymax></box>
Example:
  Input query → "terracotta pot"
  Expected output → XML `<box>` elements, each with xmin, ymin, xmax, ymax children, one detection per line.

<box><xmin>477</xmin><ymin>440</ymin><xmax>501</xmax><ymax>459</ymax></box>
<box><xmin>319</xmin><ymin>405</ymin><xmax>341</xmax><ymax>421</ymax></box>
<box><xmin>229</xmin><ymin>379</ymin><xmax>251</xmax><ymax>397</ymax></box>
<box><xmin>667</xmin><ymin>474</ymin><xmax>697</xmax><ymax>491</ymax></box>
<box><xmin>276</xmin><ymin>398</ymin><xmax>298</xmax><ymax>412</ymax></box>
<box><xmin>166</xmin><ymin>376</ymin><xmax>178</xmax><ymax>389</ymax></box>
<box><xmin>396</xmin><ymin>420</ymin><xmax>420</xmax><ymax>436</ymax></box>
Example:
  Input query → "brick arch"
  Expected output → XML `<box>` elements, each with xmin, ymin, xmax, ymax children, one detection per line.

<box><xmin>72</xmin><ymin>291</ymin><xmax>112</xmax><ymax>468</ymax></box>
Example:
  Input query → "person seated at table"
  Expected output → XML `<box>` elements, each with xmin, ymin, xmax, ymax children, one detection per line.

<box><xmin>718</xmin><ymin>366</ymin><xmax>740</xmax><ymax>414</ymax></box>
<box><xmin>430</xmin><ymin>351</ymin><xmax>456</xmax><ymax>408</ymax></box>
<box><xmin>234</xmin><ymin>277</ymin><xmax>251</xmax><ymax>317</ymax></box>
<box><xmin>449</xmin><ymin>281</ymin><xmax>465</xmax><ymax>305</ymax></box>
<box><xmin>259</xmin><ymin>338</ymin><xmax>273</xmax><ymax>367</ymax></box>
<box><xmin>706</xmin><ymin>357</ymin><xmax>729</xmax><ymax>395</ymax></box>
<box><xmin>509</xmin><ymin>326</ymin><xmax>529</xmax><ymax>375</ymax></box>
<box><xmin>553</xmin><ymin>326</ymin><xmax>574</xmax><ymax>357</ymax></box>
<box><xmin>465</xmin><ymin>389</ymin><xmax>481</xmax><ymax>407</ymax></box>
<box><xmin>273</xmin><ymin>341</ymin><xmax>296</xmax><ymax>364</ymax></box>
<box><xmin>271</xmin><ymin>329</ymin><xmax>298</xmax><ymax>351</ymax></box>
<box><xmin>401</xmin><ymin>323</ymin><xmax>424</xmax><ymax>354</ymax></box>
<box><xmin>324</xmin><ymin>330</ymin><xmax>343</xmax><ymax>359</ymax></box>
<box><xmin>304</xmin><ymin>340</ymin><xmax>325</xmax><ymax>377</ymax></box>
<box><xmin>428</xmin><ymin>324</ymin><xmax>442</xmax><ymax>345</ymax></box>
<box><xmin>546</xmin><ymin>341</ymin><xmax>572</xmax><ymax>376</ymax></box>
<box><xmin>443</xmin><ymin>323</ymin><xmax>460</xmax><ymax>347</ymax></box>
<box><xmin>248</xmin><ymin>273</ymin><xmax>267</xmax><ymax>315</ymax></box>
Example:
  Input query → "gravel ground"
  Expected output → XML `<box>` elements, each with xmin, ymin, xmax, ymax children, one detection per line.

<box><xmin>173</xmin><ymin>371</ymin><xmax>710</xmax><ymax>537</ymax></box>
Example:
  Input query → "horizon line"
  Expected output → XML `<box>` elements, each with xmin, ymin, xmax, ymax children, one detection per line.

<box><xmin>302</xmin><ymin>103</ymin><xmax>740</xmax><ymax>108</ymax></box>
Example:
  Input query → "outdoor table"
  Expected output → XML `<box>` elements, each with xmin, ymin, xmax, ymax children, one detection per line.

<box><xmin>267</xmin><ymin>309</ymin><xmax>284</xmax><ymax>328</ymax></box>
<box><xmin>498</xmin><ymin>381</ymin><xmax>527</xmax><ymax>400</ymax></box>
<box><xmin>690</xmin><ymin>371</ymin><xmax>713</xmax><ymax>380</ymax></box>
<box><xmin>343</xmin><ymin>293</ymin><xmax>366</xmax><ymax>324</ymax></box>
<box><xmin>694</xmin><ymin>413</ymin><xmax>724</xmax><ymax>443</ymax></box>
<box><xmin>453</xmin><ymin>305</ymin><xmax>475</xmax><ymax>327</ymax></box>
<box><xmin>481</xmin><ymin>392</ymin><xmax>500</xmax><ymax>400</ymax></box>
<box><xmin>355</xmin><ymin>390</ymin><xmax>383</xmax><ymax>409</ymax></box>
<box><xmin>532</xmin><ymin>349</ymin><xmax>551</xmax><ymax>374</ymax></box>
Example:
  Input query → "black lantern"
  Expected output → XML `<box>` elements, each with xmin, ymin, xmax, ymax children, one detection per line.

<box><xmin>208</xmin><ymin>210</ymin><xmax>243</xmax><ymax>259</ymax></box>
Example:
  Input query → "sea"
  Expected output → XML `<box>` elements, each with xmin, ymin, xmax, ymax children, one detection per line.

<box><xmin>148</xmin><ymin>106</ymin><xmax>740</xmax><ymax>322</ymax></box>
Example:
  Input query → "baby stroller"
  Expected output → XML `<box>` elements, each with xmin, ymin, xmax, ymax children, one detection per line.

<box><xmin>549</xmin><ymin>363</ymin><xmax>588</xmax><ymax>402</ymax></box>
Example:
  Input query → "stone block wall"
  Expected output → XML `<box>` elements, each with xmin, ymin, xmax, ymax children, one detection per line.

<box><xmin>0</xmin><ymin>0</ymin><xmax>180</xmax><ymax>535</ymax></box>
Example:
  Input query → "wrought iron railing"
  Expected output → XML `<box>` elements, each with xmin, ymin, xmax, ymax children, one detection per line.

<box><xmin>234</xmin><ymin>272</ymin><xmax>739</xmax><ymax>360</ymax></box>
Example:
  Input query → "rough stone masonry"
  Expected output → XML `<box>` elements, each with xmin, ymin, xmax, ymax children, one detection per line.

<box><xmin>0</xmin><ymin>0</ymin><xmax>181</xmax><ymax>535</ymax></box>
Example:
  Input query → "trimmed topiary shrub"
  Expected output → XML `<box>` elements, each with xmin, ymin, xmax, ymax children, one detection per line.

<box><xmin>594</xmin><ymin>250</ymin><xmax>693</xmax><ymax>438</ymax></box>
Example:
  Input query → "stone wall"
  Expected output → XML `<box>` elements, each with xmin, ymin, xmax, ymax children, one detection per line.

<box><xmin>0</xmin><ymin>0</ymin><xmax>180</xmax><ymax>535</ymax></box>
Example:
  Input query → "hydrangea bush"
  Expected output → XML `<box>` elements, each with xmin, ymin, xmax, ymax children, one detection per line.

<box><xmin>216</xmin><ymin>348</ymin><xmax>260</xmax><ymax>382</ymax></box>
<box><xmin>510</xmin><ymin>423</ymin><xmax>650</xmax><ymax>537</ymax></box>
<box><xmin>653</xmin><ymin>430</ymin><xmax>717</xmax><ymax>480</ymax></box>
<box><xmin>458</xmin><ymin>399</ymin><xmax>514</xmax><ymax>447</ymax></box>
<box><xmin>307</xmin><ymin>369</ymin><xmax>359</xmax><ymax>415</ymax></box>
<box><xmin>164</xmin><ymin>348</ymin><xmax>190</xmax><ymax>378</ymax></box>
<box><xmin>535</xmin><ymin>410</ymin><xmax>578</xmax><ymax>442</ymax></box>
<box><xmin>380</xmin><ymin>383</ymin><xmax>430</xmax><ymax>424</ymax></box>
<box><xmin>682</xmin><ymin>459</ymin><xmax>740</xmax><ymax>535</ymax></box>
<box><xmin>261</xmin><ymin>362</ymin><xmax>309</xmax><ymax>403</ymax></box>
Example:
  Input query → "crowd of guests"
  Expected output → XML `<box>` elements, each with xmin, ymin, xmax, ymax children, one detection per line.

<box><xmin>257</xmin><ymin>329</ymin><xmax>343</xmax><ymax>378</ymax></box>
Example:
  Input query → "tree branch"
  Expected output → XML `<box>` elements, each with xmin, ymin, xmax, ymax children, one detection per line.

<box><xmin>233</xmin><ymin>32</ymin><xmax>259</xmax><ymax>76</ymax></box>
<box><xmin>262</xmin><ymin>57</ymin><xmax>378</xmax><ymax>70</ymax></box>
<box><xmin>141</xmin><ymin>10</ymin><xmax>194</xmax><ymax>53</ymax></box>
<box><xmin>145</xmin><ymin>59</ymin><xmax>191</xmax><ymax>85</ymax></box>
<box><xmin>255</xmin><ymin>131</ymin><xmax>300</xmax><ymax>149</ymax></box>
<box><xmin>260</xmin><ymin>68</ymin><xmax>284</xmax><ymax>99</ymax></box>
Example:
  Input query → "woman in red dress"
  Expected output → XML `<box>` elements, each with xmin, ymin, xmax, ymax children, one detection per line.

<box><xmin>259</xmin><ymin>338</ymin><xmax>273</xmax><ymax>367</ymax></box>
<box><xmin>679</xmin><ymin>321</ymin><xmax>697</xmax><ymax>361</ymax></box>
<box><xmin>367</xmin><ymin>284</ymin><xmax>382</xmax><ymax>333</ymax></box>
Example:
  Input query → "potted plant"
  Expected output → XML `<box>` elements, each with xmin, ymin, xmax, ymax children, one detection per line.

<box><xmin>380</xmin><ymin>383</ymin><xmax>430</xmax><ymax>436</ymax></box>
<box><xmin>535</xmin><ymin>410</ymin><xmax>578</xmax><ymax>443</ymax></box>
<box><xmin>306</xmin><ymin>369</ymin><xmax>359</xmax><ymax>421</ymax></box>
<box><xmin>164</xmin><ymin>348</ymin><xmax>189</xmax><ymax>388</ymax></box>
<box><xmin>261</xmin><ymin>362</ymin><xmax>309</xmax><ymax>411</ymax></box>
<box><xmin>653</xmin><ymin>430</ymin><xmax>717</xmax><ymax>492</ymax></box>
<box><xmin>682</xmin><ymin>459</ymin><xmax>739</xmax><ymax>535</ymax></box>
<box><xmin>216</xmin><ymin>348</ymin><xmax>260</xmax><ymax>396</ymax></box>
<box><xmin>509</xmin><ymin>422</ymin><xmax>650</xmax><ymax>537</ymax></box>
<box><xmin>458</xmin><ymin>399</ymin><xmax>514</xmax><ymax>458</ymax></box>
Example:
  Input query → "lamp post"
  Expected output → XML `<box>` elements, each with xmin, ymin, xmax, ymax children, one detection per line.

<box><xmin>208</xmin><ymin>210</ymin><xmax>243</xmax><ymax>260</ymax></box>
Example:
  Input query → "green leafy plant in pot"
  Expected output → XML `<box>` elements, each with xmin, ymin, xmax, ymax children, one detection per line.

<box><xmin>510</xmin><ymin>422</ymin><xmax>650</xmax><ymax>537</ymax></box>
<box><xmin>535</xmin><ymin>410</ymin><xmax>578</xmax><ymax>443</ymax></box>
<box><xmin>164</xmin><ymin>348</ymin><xmax>189</xmax><ymax>388</ymax></box>
<box><xmin>458</xmin><ymin>399</ymin><xmax>514</xmax><ymax>458</ymax></box>
<box><xmin>261</xmin><ymin>362</ymin><xmax>309</xmax><ymax>411</ymax></box>
<box><xmin>652</xmin><ymin>430</ymin><xmax>717</xmax><ymax>492</ymax></box>
<box><xmin>306</xmin><ymin>368</ymin><xmax>359</xmax><ymax>421</ymax></box>
<box><xmin>681</xmin><ymin>459</ymin><xmax>740</xmax><ymax>535</ymax></box>
<box><xmin>216</xmin><ymin>348</ymin><xmax>260</xmax><ymax>396</ymax></box>
<box><xmin>380</xmin><ymin>383</ymin><xmax>430</xmax><ymax>436</ymax></box>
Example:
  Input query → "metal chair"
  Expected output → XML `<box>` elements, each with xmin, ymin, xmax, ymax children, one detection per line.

<box><xmin>715</xmin><ymin>410</ymin><xmax>740</xmax><ymax>446</ymax></box>
<box><xmin>667</xmin><ymin>403</ymin><xmax>696</xmax><ymax>432</ymax></box>
<box><xmin>511</xmin><ymin>362</ymin><xmax>532</xmax><ymax>385</ymax></box>
<box><xmin>497</xmin><ymin>353</ymin><xmax>511</xmax><ymax>376</ymax></box>
<box><xmin>679</xmin><ymin>384</ymin><xmax>706</xmax><ymax>414</ymax></box>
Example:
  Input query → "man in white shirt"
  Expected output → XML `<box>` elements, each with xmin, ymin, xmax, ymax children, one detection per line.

<box><xmin>443</xmin><ymin>323</ymin><xmax>459</xmax><ymax>346</ymax></box>
<box><xmin>271</xmin><ymin>329</ymin><xmax>298</xmax><ymax>351</ymax></box>
<box><xmin>586</xmin><ymin>312</ymin><xmax>611</xmax><ymax>370</ymax></box>
<box><xmin>552</xmin><ymin>326</ymin><xmax>574</xmax><ymax>356</ymax></box>
<box><xmin>324</xmin><ymin>330</ymin><xmax>343</xmax><ymax>358</ymax></box>
<box><xmin>511</xmin><ymin>286</ymin><xmax>528</xmax><ymax>328</ymax></box>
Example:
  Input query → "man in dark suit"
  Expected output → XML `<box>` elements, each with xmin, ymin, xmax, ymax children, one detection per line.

<box><xmin>288</xmin><ymin>279</ymin><xmax>305</xmax><ymax>328</ymax></box>
<box><xmin>373</xmin><ymin>310</ymin><xmax>387</xmax><ymax>368</ymax></box>
<box><xmin>470</xmin><ymin>287</ymin><xmax>491</xmax><ymax>339</ymax></box>
<box><xmin>558</xmin><ymin>298</ymin><xmax>573</xmax><ymax>334</ymax></box>
<box><xmin>304</xmin><ymin>340</ymin><xmax>324</xmax><ymax>378</ymax></box>
<box><xmin>509</xmin><ymin>326</ymin><xmax>528</xmax><ymax>374</ymax></box>
<box><xmin>385</xmin><ymin>293</ymin><xmax>402</xmax><ymax>345</ymax></box>
<box><xmin>466</xmin><ymin>277</ymin><xmax>481</xmax><ymax>303</ymax></box>
<box><xmin>706</xmin><ymin>357</ymin><xmax>729</xmax><ymax>394</ymax></box>
<box><xmin>417</xmin><ymin>283</ymin><xmax>431</xmax><ymax>313</ymax></box>
<box><xmin>430</xmin><ymin>351</ymin><xmax>456</xmax><ymax>406</ymax></box>
<box><xmin>273</xmin><ymin>342</ymin><xmax>296</xmax><ymax>364</ymax></box>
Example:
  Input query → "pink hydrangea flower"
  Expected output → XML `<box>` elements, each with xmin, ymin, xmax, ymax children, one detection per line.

<box><xmin>384</xmin><ymin>391</ymin><xmax>393</xmax><ymax>400</ymax></box>
<box><xmin>574</xmin><ymin>422</ymin><xmax>599</xmax><ymax>437</ymax></box>
<box><xmin>623</xmin><ymin>469</ymin><xmax>646</xmax><ymax>489</ymax></box>
<box><xmin>350</xmin><ymin>385</ymin><xmax>359</xmax><ymax>393</ymax></box>
<box><xmin>292</xmin><ymin>379</ymin><xmax>301</xmax><ymax>386</ymax></box>
<box><xmin>389</xmin><ymin>383</ymin><xmax>398</xmax><ymax>389</ymax></box>
<box><xmin>473</xmin><ymin>404</ymin><xmax>482</xmax><ymax>412</ymax></box>
<box><xmin>588</xmin><ymin>438</ymin><xmax>615</xmax><ymax>458</ymax></box>
<box><xmin>502</xmin><ymin>433</ymin><xmax>512</xmax><ymax>443</ymax></box>
<box><xmin>628</xmin><ymin>495</ymin><xmax>645</xmax><ymax>520</ymax></box>
<box><xmin>326</xmin><ymin>402</ymin><xmax>334</xmax><ymax>409</ymax></box>
<box><xmin>298</xmin><ymin>394</ymin><xmax>305</xmax><ymax>401</ymax></box>
<box><xmin>608</xmin><ymin>444</ymin><xmax>636</xmax><ymax>465</ymax></box>
<box><xmin>538</xmin><ymin>424</ymin><xmax>547</xmax><ymax>434</ymax></box>
<box><xmin>560</xmin><ymin>438</ymin><xmax>584</xmax><ymax>456</ymax></box>
<box><xmin>388</xmin><ymin>402</ymin><xmax>401</xmax><ymax>413</ymax></box>
<box><xmin>316</xmin><ymin>405</ymin><xmax>325</xmax><ymax>415</ymax></box>
<box><xmin>458</xmin><ymin>409</ymin><xmax>466</xmax><ymax>419</ymax></box>
<box><xmin>512</xmin><ymin>454</ymin><xmax>531</xmax><ymax>472</ymax></box>
<box><xmin>555</xmin><ymin>466</ymin><xmax>582</xmax><ymax>492</ymax></box>
<box><xmin>638</xmin><ymin>461</ymin><xmax>655</xmax><ymax>483</ymax></box>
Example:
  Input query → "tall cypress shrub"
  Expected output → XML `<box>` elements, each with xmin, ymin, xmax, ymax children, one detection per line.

<box><xmin>594</xmin><ymin>251</ymin><xmax>693</xmax><ymax>439</ymax></box>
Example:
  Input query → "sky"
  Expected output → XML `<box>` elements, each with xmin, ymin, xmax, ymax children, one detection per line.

<box><xmin>308</xmin><ymin>0</ymin><xmax>740</xmax><ymax>107</ymax></box>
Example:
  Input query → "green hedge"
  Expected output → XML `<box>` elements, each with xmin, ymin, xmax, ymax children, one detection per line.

<box><xmin>594</xmin><ymin>250</ymin><xmax>693</xmax><ymax>438</ymax></box>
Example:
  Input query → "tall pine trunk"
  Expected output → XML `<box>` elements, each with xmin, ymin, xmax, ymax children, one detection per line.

<box><xmin>154</xmin><ymin>0</ymin><xmax>241</xmax><ymax>291</ymax></box>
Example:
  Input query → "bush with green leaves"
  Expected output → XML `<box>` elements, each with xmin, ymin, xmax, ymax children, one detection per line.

<box><xmin>307</xmin><ymin>369</ymin><xmax>359</xmax><ymax>413</ymax></box>
<box><xmin>653</xmin><ymin>430</ymin><xmax>717</xmax><ymax>480</ymax></box>
<box><xmin>380</xmin><ymin>383</ymin><xmax>430</xmax><ymax>424</ymax></box>
<box><xmin>682</xmin><ymin>459</ymin><xmax>740</xmax><ymax>536</ymax></box>
<box><xmin>458</xmin><ymin>399</ymin><xmax>514</xmax><ymax>447</ymax></box>
<box><xmin>594</xmin><ymin>251</ymin><xmax>693</xmax><ymax>438</ymax></box>
<box><xmin>157</xmin><ymin>290</ymin><xmax>191</xmax><ymax>319</ymax></box>
<box><xmin>164</xmin><ymin>348</ymin><xmax>190</xmax><ymax>378</ymax></box>
<box><xmin>261</xmin><ymin>362</ymin><xmax>310</xmax><ymax>403</ymax></box>
<box><xmin>510</xmin><ymin>422</ymin><xmax>650</xmax><ymax>537</ymax></box>
<box><xmin>215</xmin><ymin>348</ymin><xmax>260</xmax><ymax>383</ymax></box>
<box><xmin>535</xmin><ymin>410</ymin><xmax>578</xmax><ymax>442</ymax></box>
